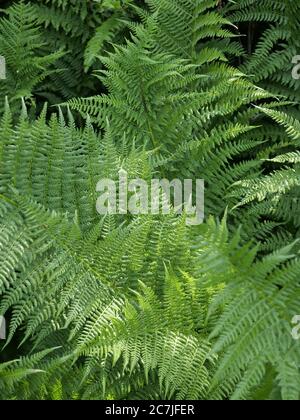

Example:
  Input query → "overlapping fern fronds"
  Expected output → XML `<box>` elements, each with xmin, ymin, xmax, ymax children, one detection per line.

<box><xmin>1</xmin><ymin>194</ymin><xmax>298</xmax><ymax>400</ymax></box>
<box><xmin>209</xmin><ymin>241</ymin><xmax>300</xmax><ymax>400</ymax></box>
<box><xmin>0</xmin><ymin>0</ymin><xmax>300</xmax><ymax>401</ymax></box>
<box><xmin>29</xmin><ymin>0</ymin><xmax>135</xmax><ymax>101</ymax></box>
<box><xmin>230</xmin><ymin>108</ymin><xmax>300</xmax><ymax>251</ymax></box>
<box><xmin>0</xmin><ymin>2</ymin><xmax>63</xmax><ymax>111</ymax></box>
<box><xmin>223</xmin><ymin>0</ymin><xmax>300</xmax><ymax>102</ymax></box>
<box><xmin>66</xmin><ymin>0</ymin><xmax>300</xmax><ymax>251</ymax></box>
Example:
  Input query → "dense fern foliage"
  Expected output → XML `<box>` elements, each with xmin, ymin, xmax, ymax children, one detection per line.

<box><xmin>0</xmin><ymin>0</ymin><xmax>299</xmax><ymax>400</ymax></box>
<box><xmin>223</xmin><ymin>0</ymin><xmax>300</xmax><ymax>102</ymax></box>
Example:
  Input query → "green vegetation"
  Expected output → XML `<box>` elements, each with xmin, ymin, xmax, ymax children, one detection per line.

<box><xmin>0</xmin><ymin>0</ymin><xmax>299</xmax><ymax>400</ymax></box>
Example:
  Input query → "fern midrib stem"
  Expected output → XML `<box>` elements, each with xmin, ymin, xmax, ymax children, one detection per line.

<box><xmin>138</xmin><ymin>70</ymin><xmax>159</xmax><ymax>149</ymax></box>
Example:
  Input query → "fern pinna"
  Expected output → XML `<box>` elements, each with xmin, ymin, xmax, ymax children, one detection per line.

<box><xmin>0</xmin><ymin>0</ymin><xmax>299</xmax><ymax>401</ymax></box>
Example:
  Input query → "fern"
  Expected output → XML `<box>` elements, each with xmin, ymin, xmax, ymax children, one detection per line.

<box><xmin>0</xmin><ymin>0</ymin><xmax>300</xmax><ymax>401</ymax></box>
<box><xmin>209</xmin><ymin>242</ymin><xmax>300</xmax><ymax>400</ymax></box>
<box><xmin>0</xmin><ymin>2</ymin><xmax>62</xmax><ymax>111</ymax></box>
<box><xmin>27</xmin><ymin>0</ymin><xmax>135</xmax><ymax>102</ymax></box>
<box><xmin>66</xmin><ymin>0</ymin><xmax>300</xmax><ymax>252</ymax></box>
<box><xmin>223</xmin><ymin>0</ymin><xmax>300</xmax><ymax>102</ymax></box>
<box><xmin>230</xmin><ymin>108</ymin><xmax>300</xmax><ymax>251</ymax></box>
